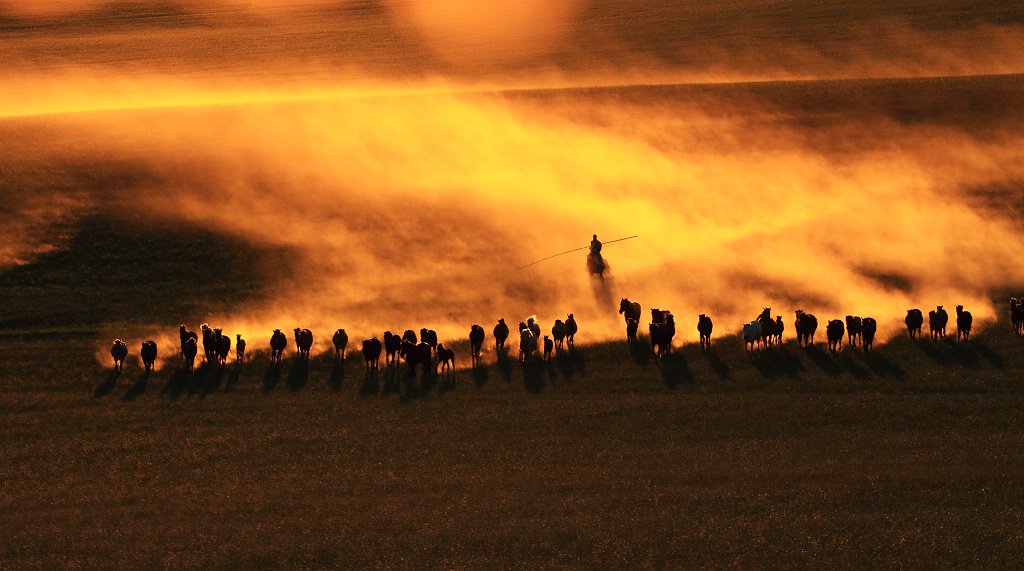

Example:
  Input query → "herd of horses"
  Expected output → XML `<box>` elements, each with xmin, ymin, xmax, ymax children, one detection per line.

<box><xmin>107</xmin><ymin>297</ymin><xmax>1024</xmax><ymax>375</ymax></box>
<box><xmin>109</xmin><ymin>315</ymin><xmax>579</xmax><ymax>377</ymax></box>
<box><xmin>617</xmin><ymin>297</ymin><xmax>989</xmax><ymax>357</ymax></box>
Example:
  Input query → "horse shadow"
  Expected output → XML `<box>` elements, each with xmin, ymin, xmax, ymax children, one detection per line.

<box><xmin>946</xmin><ymin>341</ymin><xmax>986</xmax><ymax>369</ymax></box>
<box><xmin>328</xmin><ymin>361</ymin><xmax>346</xmax><ymax>392</ymax></box>
<box><xmin>94</xmin><ymin>370</ymin><xmax>120</xmax><ymax>398</ymax></box>
<box><xmin>360</xmin><ymin>367</ymin><xmax>382</xmax><ymax>396</ymax></box>
<box><xmin>287</xmin><ymin>359</ymin><xmax>309</xmax><ymax>392</ymax></box>
<box><xmin>379</xmin><ymin>366</ymin><xmax>401</xmax><ymax>396</ymax></box>
<box><xmin>263</xmin><ymin>362</ymin><xmax>283</xmax><ymax>393</ymax></box>
<box><xmin>804</xmin><ymin>345</ymin><xmax>844</xmax><ymax>376</ymax></box>
<box><xmin>402</xmin><ymin>367</ymin><xmax>437</xmax><ymax>399</ymax></box>
<box><xmin>702</xmin><ymin>347</ymin><xmax>731</xmax><ymax>380</ymax></box>
<box><xmin>193</xmin><ymin>363</ymin><xmax>224</xmax><ymax>397</ymax></box>
<box><xmin>629</xmin><ymin>339</ymin><xmax>651</xmax><ymax>368</ymax></box>
<box><xmin>972</xmin><ymin>341</ymin><xmax>1005</xmax><ymax>369</ymax></box>
<box><xmin>861</xmin><ymin>351</ymin><xmax>906</xmax><ymax>379</ymax></box>
<box><xmin>122</xmin><ymin>372</ymin><xmax>149</xmax><ymax>402</ymax></box>
<box><xmin>225</xmin><ymin>363</ymin><xmax>243</xmax><ymax>391</ymax></box>
<box><xmin>750</xmin><ymin>347</ymin><xmax>804</xmax><ymax>379</ymax></box>
<box><xmin>556</xmin><ymin>347</ymin><xmax>585</xmax><ymax>378</ymax></box>
<box><xmin>837</xmin><ymin>352</ymin><xmax>871</xmax><ymax>380</ymax></box>
<box><xmin>438</xmin><ymin>371</ymin><xmax>457</xmax><ymax>396</ymax></box>
<box><xmin>496</xmin><ymin>350</ymin><xmax>514</xmax><ymax>384</ymax></box>
<box><xmin>657</xmin><ymin>352</ymin><xmax>693</xmax><ymax>389</ymax></box>
<box><xmin>471</xmin><ymin>360</ymin><xmax>489</xmax><ymax>388</ymax></box>
<box><xmin>522</xmin><ymin>359</ymin><xmax>545</xmax><ymax>393</ymax></box>
<box><xmin>163</xmin><ymin>368</ymin><xmax>191</xmax><ymax>398</ymax></box>
<box><xmin>914</xmin><ymin>338</ymin><xmax>954</xmax><ymax>366</ymax></box>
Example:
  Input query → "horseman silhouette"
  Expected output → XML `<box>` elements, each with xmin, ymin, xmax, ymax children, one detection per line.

<box><xmin>587</xmin><ymin>234</ymin><xmax>605</xmax><ymax>277</ymax></box>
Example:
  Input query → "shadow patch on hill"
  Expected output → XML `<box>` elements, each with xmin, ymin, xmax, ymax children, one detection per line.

<box><xmin>361</xmin><ymin>368</ymin><xmax>382</xmax><ymax>396</ymax></box>
<box><xmin>192</xmin><ymin>363</ymin><xmax>224</xmax><ymax>397</ymax></box>
<box><xmin>804</xmin><ymin>345</ymin><xmax>844</xmax><ymax>376</ymax></box>
<box><xmin>914</xmin><ymin>338</ymin><xmax>955</xmax><ymax>366</ymax></box>
<box><xmin>496</xmin><ymin>350</ymin><xmax>514</xmax><ymax>384</ymax></box>
<box><xmin>861</xmin><ymin>351</ymin><xmax>906</xmax><ymax>379</ymax></box>
<box><xmin>163</xmin><ymin>368</ymin><xmax>191</xmax><ymax>397</ymax></box>
<box><xmin>702</xmin><ymin>347</ymin><xmax>731</xmax><ymax>379</ymax></box>
<box><xmin>657</xmin><ymin>352</ymin><xmax>692</xmax><ymax>389</ymax></box>
<box><xmin>522</xmin><ymin>360</ymin><xmax>545</xmax><ymax>393</ymax></box>
<box><xmin>328</xmin><ymin>361</ymin><xmax>346</xmax><ymax>391</ymax></box>
<box><xmin>556</xmin><ymin>347</ymin><xmax>585</xmax><ymax>379</ymax></box>
<box><xmin>287</xmin><ymin>359</ymin><xmax>309</xmax><ymax>392</ymax></box>
<box><xmin>749</xmin><ymin>347</ymin><xmax>804</xmax><ymax>379</ymax></box>
<box><xmin>225</xmin><ymin>363</ymin><xmax>243</xmax><ymax>391</ymax></box>
<box><xmin>437</xmin><ymin>372</ymin><xmax>457</xmax><ymax>396</ymax></box>
<box><xmin>94</xmin><ymin>370</ymin><xmax>120</xmax><ymax>397</ymax></box>
<box><xmin>838</xmin><ymin>353</ymin><xmax>871</xmax><ymax>380</ymax></box>
<box><xmin>0</xmin><ymin>214</ymin><xmax>295</xmax><ymax>332</ymax></box>
<box><xmin>263</xmin><ymin>363</ymin><xmax>283</xmax><ymax>393</ymax></box>
<box><xmin>401</xmin><ymin>367</ymin><xmax>437</xmax><ymax>399</ymax></box>
<box><xmin>122</xmin><ymin>372</ymin><xmax>149</xmax><ymax>401</ymax></box>
<box><xmin>629</xmin><ymin>339</ymin><xmax>651</xmax><ymax>368</ymax></box>
<box><xmin>973</xmin><ymin>341</ymin><xmax>1005</xmax><ymax>369</ymax></box>
<box><xmin>947</xmin><ymin>341</ymin><xmax>984</xmax><ymax>368</ymax></box>
<box><xmin>470</xmin><ymin>360</ymin><xmax>489</xmax><ymax>388</ymax></box>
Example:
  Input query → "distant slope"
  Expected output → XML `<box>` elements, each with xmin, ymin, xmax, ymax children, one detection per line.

<box><xmin>0</xmin><ymin>214</ymin><xmax>294</xmax><ymax>333</ymax></box>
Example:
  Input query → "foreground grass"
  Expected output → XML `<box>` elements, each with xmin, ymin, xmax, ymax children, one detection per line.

<box><xmin>2</xmin><ymin>319</ymin><xmax>1023</xmax><ymax>568</ymax></box>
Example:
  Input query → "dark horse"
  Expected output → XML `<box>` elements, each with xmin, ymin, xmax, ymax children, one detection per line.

<box><xmin>619</xmin><ymin>298</ymin><xmax>641</xmax><ymax>324</ymax></box>
<box><xmin>587</xmin><ymin>252</ymin><xmax>605</xmax><ymax>278</ymax></box>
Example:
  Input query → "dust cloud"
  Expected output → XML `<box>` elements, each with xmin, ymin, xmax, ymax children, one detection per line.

<box><xmin>1</xmin><ymin>1</ymin><xmax>1023</xmax><ymax>360</ymax></box>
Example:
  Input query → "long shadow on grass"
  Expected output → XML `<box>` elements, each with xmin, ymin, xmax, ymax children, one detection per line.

<box><xmin>438</xmin><ymin>371</ymin><xmax>456</xmax><ymax>396</ymax></box>
<box><xmin>401</xmin><ymin>367</ymin><xmax>437</xmax><ymax>399</ymax></box>
<box><xmin>750</xmin><ymin>346</ymin><xmax>804</xmax><ymax>379</ymax></box>
<box><xmin>496</xmin><ymin>350</ymin><xmax>514</xmax><ymax>384</ymax></box>
<box><xmin>193</xmin><ymin>363</ymin><xmax>224</xmax><ymax>397</ymax></box>
<box><xmin>556</xmin><ymin>347</ymin><xmax>585</xmax><ymax>379</ymax></box>
<box><xmin>328</xmin><ymin>361</ymin><xmax>345</xmax><ymax>391</ymax></box>
<box><xmin>225</xmin><ymin>363</ymin><xmax>243</xmax><ymax>391</ymax></box>
<box><xmin>702</xmin><ymin>347</ymin><xmax>731</xmax><ymax>379</ymax></box>
<box><xmin>122</xmin><ymin>372</ymin><xmax>149</xmax><ymax>401</ymax></box>
<box><xmin>946</xmin><ymin>341</ymin><xmax>991</xmax><ymax>369</ymax></box>
<box><xmin>973</xmin><ymin>341</ymin><xmax>1005</xmax><ymax>368</ymax></box>
<box><xmin>656</xmin><ymin>352</ymin><xmax>692</xmax><ymax>389</ymax></box>
<box><xmin>380</xmin><ymin>365</ymin><xmax>400</xmax><ymax>396</ymax></box>
<box><xmin>914</xmin><ymin>338</ymin><xmax>955</xmax><ymax>366</ymax></box>
<box><xmin>522</xmin><ymin>359</ymin><xmax>545</xmax><ymax>393</ymax></box>
<box><xmin>263</xmin><ymin>363</ymin><xmax>282</xmax><ymax>393</ymax></box>
<box><xmin>837</xmin><ymin>352</ymin><xmax>871</xmax><ymax>380</ymax></box>
<box><xmin>163</xmin><ymin>368</ymin><xmax>191</xmax><ymax>398</ymax></box>
<box><xmin>287</xmin><ymin>359</ymin><xmax>309</xmax><ymax>392</ymax></box>
<box><xmin>94</xmin><ymin>369</ymin><xmax>120</xmax><ymax>398</ymax></box>
<box><xmin>471</xmin><ymin>360</ymin><xmax>489</xmax><ymax>388</ymax></box>
<box><xmin>361</xmin><ymin>367</ymin><xmax>381</xmax><ymax>396</ymax></box>
<box><xmin>861</xmin><ymin>351</ymin><xmax>906</xmax><ymax>379</ymax></box>
<box><xmin>804</xmin><ymin>344</ymin><xmax>844</xmax><ymax>376</ymax></box>
<box><xmin>629</xmin><ymin>338</ymin><xmax>651</xmax><ymax>368</ymax></box>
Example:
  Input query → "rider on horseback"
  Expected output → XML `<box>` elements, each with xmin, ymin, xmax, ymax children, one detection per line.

<box><xmin>587</xmin><ymin>234</ymin><xmax>605</xmax><ymax>277</ymax></box>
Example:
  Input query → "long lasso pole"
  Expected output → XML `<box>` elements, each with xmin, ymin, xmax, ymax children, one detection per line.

<box><xmin>516</xmin><ymin>235</ymin><xmax>638</xmax><ymax>270</ymax></box>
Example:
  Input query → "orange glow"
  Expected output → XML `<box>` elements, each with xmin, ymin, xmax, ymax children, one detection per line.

<box><xmin>1</xmin><ymin>1</ymin><xmax>1022</xmax><ymax>363</ymax></box>
<box><xmin>385</xmin><ymin>0</ymin><xmax>582</xmax><ymax>65</ymax></box>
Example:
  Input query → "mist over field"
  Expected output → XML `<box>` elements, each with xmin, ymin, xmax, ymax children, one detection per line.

<box><xmin>2</xmin><ymin>0</ymin><xmax>1024</xmax><ymax>357</ymax></box>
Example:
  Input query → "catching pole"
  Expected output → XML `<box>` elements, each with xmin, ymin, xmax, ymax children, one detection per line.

<box><xmin>516</xmin><ymin>235</ymin><xmax>638</xmax><ymax>270</ymax></box>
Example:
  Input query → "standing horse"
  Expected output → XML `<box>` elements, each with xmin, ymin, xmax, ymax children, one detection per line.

<box><xmin>697</xmin><ymin>314</ymin><xmax>713</xmax><ymax>350</ymax></box>
<box><xmin>619</xmin><ymin>298</ymin><xmax>641</xmax><ymax>325</ymax></box>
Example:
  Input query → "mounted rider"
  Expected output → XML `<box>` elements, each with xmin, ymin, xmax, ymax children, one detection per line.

<box><xmin>587</xmin><ymin>234</ymin><xmax>605</xmax><ymax>277</ymax></box>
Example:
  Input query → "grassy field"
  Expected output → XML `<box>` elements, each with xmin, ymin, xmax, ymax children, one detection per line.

<box><xmin>2</xmin><ymin>216</ymin><xmax>1023</xmax><ymax>567</ymax></box>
